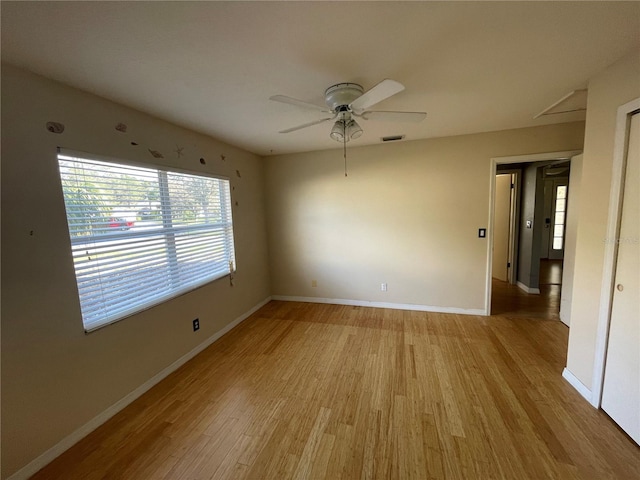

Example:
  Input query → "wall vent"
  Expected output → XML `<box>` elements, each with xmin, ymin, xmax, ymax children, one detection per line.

<box><xmin>381</xmin><ymin>135</ymin><xmax>405</xmax><ymax>142</ymax></box>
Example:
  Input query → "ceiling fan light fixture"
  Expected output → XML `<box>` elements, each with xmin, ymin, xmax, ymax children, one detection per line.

<box><xmin>330</xmin><ymin>120</ymin><xmax>349</xmax><ymax>142</ymax></box>
<box><xmin>347</xmin><ymin>119</ymin><xmax>363</xmax><ymax>139</ymax></box>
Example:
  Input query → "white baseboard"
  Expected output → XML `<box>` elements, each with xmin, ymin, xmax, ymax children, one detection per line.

<box><xmin>562</xmin><ymin>368</ymin><xmax>596</xmax><ymax>406</ymax></box>
<box><xmin>271</xmin><ymin>295</ymin><xmax>485</xmax><ymax>316</ymax></box>
<box><xmin>516</xmin><ymin>281</ymin><xmax>540</xmax><ymax>294</ymax></box>
<box><xmin>559</xmin><ymin>306</ymin><xmax>571</xmax><ymax>327</ymax></box>
<box><xmin>7</xmin><ymin>296</ymin><xmax>272</xmax><ymax>480</ymax></box>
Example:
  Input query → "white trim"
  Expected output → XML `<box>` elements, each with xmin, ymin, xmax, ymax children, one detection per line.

<box><xmin>562</xmin><ymin>368</ymin><xmax>596</xmax><ymax>406</ymax></box>
<box><xmin>508</xmin><ymin>170</ymin><xmax>522</xmax><ymax>285</ymax></box>
<box><xmin>271</xmin><ymin>295</ymin><xmax>485</xmax><ymax>316</ymax></box>
<box><xmin>559</xmin><ymin>309</ymin><xmax>570</xmax><ymax>326</ymax></box>
<box><xmin>6</xmin><ymin>296</ymin><xmax>272</xmax><ymax>480</ymax></box>
<box><xmin>485</xmin><ymin>161</ymin><xmax>497</xmax><ymax>315</ymax></box>
<box><xmin>486</xmin><ymin>150</ymin><xmax>582</xmax><ymax>315</ymax></box>
<box><xmin>516</xmin><ymin>281</ymin><xmax>540</xmax><ymax>294</ymax></box>
<box><xmin>591</xmin><ymin>97</ymin><xmax>640</xmax><ymax>409</ymax></box>
<box><xmin>491</xmin><ymin>150</ymin><xmax>583</xmax><ymax>165</ymax></box>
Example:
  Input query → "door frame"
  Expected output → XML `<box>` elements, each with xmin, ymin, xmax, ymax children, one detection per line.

<box><xmin>505</xmin><ymin>170</ymin><xmax>521</xmax><ymax>285</ymax></box>
<box><xmin>485</xmin><ymin>150</ymin><xmax>582</xmax><ymax>315</ymax></box>
<box><xmin>592</xmin><ymin>97</ymin><xmax>640</xmax><ymax>408</ymax></box>
<box><xmin>508</xmin><ymin>172</ymin><xmax>520</xmax><ymax>285</ymax></box>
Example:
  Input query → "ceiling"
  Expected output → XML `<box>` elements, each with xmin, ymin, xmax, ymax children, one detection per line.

<box><xmin>2</xmin><ymin>1</ymin><xmax>639</xmax><ymax>156</ymax></box>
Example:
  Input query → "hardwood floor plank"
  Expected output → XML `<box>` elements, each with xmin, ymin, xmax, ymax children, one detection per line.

<box><xmin>421</xmin><ymin>412</ymin><xmax>446</xmax><ymax>480</ymax></box>
<box><xmin>292</xmin><ymin>407</ymin><xmax>332</xmax><ymax>479</ymax></box>
<box><xmin>308</xmin><ymin>433</ymin><xmax>335</xmax><ymax>480</ymax></box>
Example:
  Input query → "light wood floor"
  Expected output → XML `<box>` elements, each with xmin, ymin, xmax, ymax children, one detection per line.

<box><xmin>33</xmin><ymin>301</ymin><xmax>639</xmax><ymax>479</ymax></box>
<box><xmin>539</xmin><ymin>259</ymin><xmax>564</xmax><ymax>286</ymax></box>
<box><xmin>491</xmin><ymin>259</ymin><xmax>564</xmax><ymax>320</ymax></box>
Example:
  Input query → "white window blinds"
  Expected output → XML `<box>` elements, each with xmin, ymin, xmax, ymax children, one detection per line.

<box><xmin>57</xmin><ymin>151</ymin><xmax>236</xmax><ymax>332</ymax></box>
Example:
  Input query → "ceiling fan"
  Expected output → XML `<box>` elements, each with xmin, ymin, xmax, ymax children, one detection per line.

<box><xmin>270</xmin><ymin>79</ymin><xmax>426</xmax><ymax>142</ymax></box>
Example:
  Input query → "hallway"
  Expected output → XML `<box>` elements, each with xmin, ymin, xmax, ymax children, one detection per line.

<box><xmin>491</xmin><ymin>260</ymin><xmax>563</xmax><ymax>320</ymax></box>
<box><xmin>539</xmin><ymin>259</ymin><xmax>563</xmax><ymax>286</ymax></box>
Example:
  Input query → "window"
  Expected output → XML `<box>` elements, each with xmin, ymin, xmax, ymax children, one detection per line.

<box><xmin>57</xmin><ymin>150</ymin><xmax>236</xmax><ymax>332</ymax></box>
<box><xmin>552</xmin><ymin>185</ymin><xmax>567</xmax><ymax>250</ymax></box>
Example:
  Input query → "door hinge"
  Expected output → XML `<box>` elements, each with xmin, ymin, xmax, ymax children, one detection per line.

<box><xmin>510</xmin><ymin>183</ymin><xmax>515</xmax><ymax>189</ymax></box>
<box><xmin>507</xmin><ymin>262</ymin><xmax>511</xmax><ymax>268</ymax></box>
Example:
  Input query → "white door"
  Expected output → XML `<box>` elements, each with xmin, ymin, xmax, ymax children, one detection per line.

<box><xmin>541</xmin><ymin>178</ymin><xmax>554</xmax><ymax>258</ymax></box>
<box><xmin>548</xmin><ymin>179</ymin><xmax>569</xmax><ymax>260</ymax></box>
<box><xmin>493</xmin><ymin>174</ymin><xmax>511</xmax><ymax>282</ymax></box>
<box><xmin>601</xmin><ymin>112</ymin><xmax>640</xmax><ymax>445</ymax></box>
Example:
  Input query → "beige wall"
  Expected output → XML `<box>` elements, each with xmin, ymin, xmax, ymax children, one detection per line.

<box><xmin>265</xmin><ymin>122</ymin><xmax>585</xmax><ymax>312</ymax></box>
<box><xmin>1</xmin><ymin>65</ymin><xmax>271</xmax><ymax>478</ymax></box>
<box><xmin>566</xmin><ymin>50</ymin><xmax>640</xmax><ymax>389</ymax></box>
<box><xmin>560</xmin><ymin>154</ymin><xmax>583</xmax><ymax>326</ymax></box>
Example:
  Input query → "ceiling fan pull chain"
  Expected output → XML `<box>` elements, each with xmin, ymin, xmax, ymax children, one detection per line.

<box><xmin>343</xmin><ymin>121</ymin><xmax>348</xmax><ymax>177</ymax></box>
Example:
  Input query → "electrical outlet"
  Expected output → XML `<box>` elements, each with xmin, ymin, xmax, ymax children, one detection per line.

<box><xmin>381</xmin><ymin>283</ymin><xmax>387</xmax><ymax>292</ymax></box>
<box><xmin>311</xmin><ymin>280</ymin><xmax>317</xmax><ymax>287</ymax></box>
<box><xmin>193</xmin><ymin>318</ymin><xmax>200</xmax><ymax>331</ymax></box>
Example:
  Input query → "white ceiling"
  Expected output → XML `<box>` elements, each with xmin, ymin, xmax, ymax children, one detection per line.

<box><xmin>2</xmin><ymin>1</ymin><xmax>639</xmax><ymax>156</ymax></box>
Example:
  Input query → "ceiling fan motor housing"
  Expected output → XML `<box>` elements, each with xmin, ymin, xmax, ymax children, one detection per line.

<box><xmin>324</xmin><ymin>83</ymin><xmax>363</xmax><ymax>111</ymax></box>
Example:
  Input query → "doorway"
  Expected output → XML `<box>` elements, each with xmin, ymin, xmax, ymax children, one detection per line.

<box><xmin>486</xmin><ymin>150</ymin><xmax>582</xmax><ymax>320</ymax></box>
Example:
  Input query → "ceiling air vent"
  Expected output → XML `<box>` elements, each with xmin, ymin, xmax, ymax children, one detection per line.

<box><xmin>381</xmin><ymin>135</ymin><xmax>405</xmax><ymax>142</ymax></box>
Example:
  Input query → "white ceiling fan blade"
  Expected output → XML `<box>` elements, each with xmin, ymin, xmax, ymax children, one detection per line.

<box><xmin>349</xmin><ymin>79</ymin><xmax>405</xmax><ymax>112</ymax></box>
<box><xmin>270</xmin><ymin>95</ymin><xmax>331</xmax><ymax>113</ymax></box>
<box><xmin>279</xmin><ymin>116</ymin><xmax>335</xmax><ymax>134</ymax></box>
<box><xmin>360</xmin><ymin>111</ymin><xmax>426</xmax><ymax>123</ymax></box>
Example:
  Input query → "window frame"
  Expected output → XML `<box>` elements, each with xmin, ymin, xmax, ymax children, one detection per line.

<box><xmin>57</xmin><ymin>148</ymin><xmax>237</xmax><ymax>333</ymax></box>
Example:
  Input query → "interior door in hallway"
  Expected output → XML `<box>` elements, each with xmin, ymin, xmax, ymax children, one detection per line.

<box><xmin>547</xmin><ymin>179</ymin><xmax>569</xmax><ymax>260</ymax></box>
<box><xmin>493</xmin><ymin>174</ymin><xmax>512</xmax><ymax>282</ymax></box>
<box><xmin>601</xmin><ymin>112</ymin><xmax>640</xmax><ymax>445</ymax></box>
